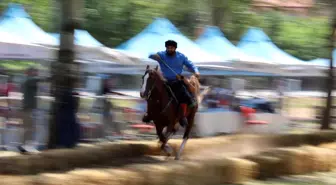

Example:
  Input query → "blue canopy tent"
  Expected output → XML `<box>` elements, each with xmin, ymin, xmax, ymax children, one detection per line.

<box><xmin>195</xmin><ymin>26</ymin><xmax>236</xmax><ymax>61</ymax></box>
<box><xmin>237</xmin><ymin>28</ymin><xmax>307</xmax><ymax>65</ymax></box>
<box><xmin>50</xmin><ymin>30</ymin><xmax>103</xmax><ymax>47</ymax></box>
<box><xmin>117</xmin><ymin>18</ymin><xmax>222</xmax><ymax>63</ymax></box>
<box><xmin>0</xmin><ymin>3</ymin><xmax>57</xmax><ymax>45</ymax></box>
<box><xmin>196</xmin><ymin>26</ymin><xmax>273</xmax><ymax>64</ymax></box>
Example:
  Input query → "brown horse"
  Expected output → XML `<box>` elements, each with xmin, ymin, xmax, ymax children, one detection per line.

<box><xmin>140</xmin><ymin>65</ymin><xmax>200</xmax><ymax>160</ymax></box>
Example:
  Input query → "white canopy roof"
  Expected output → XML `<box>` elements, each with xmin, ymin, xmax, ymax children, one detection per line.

<box><xmin>0</xmin><ymin>30</ymin><xmax>55</xmax><ymax>60</ymax></box>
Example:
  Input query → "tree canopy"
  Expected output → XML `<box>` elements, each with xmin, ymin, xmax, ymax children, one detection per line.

<box><xmin>0</xmin><ymin>0</ymin><xmax>332</xmax><ymax>60</ymax></box>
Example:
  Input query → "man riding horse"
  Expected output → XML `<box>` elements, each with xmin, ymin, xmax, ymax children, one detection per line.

<box><xmin>142</xmin><ymin>40</ymin><xmax>200</xmax><ymax>128</ymax></box>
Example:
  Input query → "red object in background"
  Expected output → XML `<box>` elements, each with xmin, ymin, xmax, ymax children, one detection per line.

<box><xmin>240</xmin><ymin>106</ymin><xmax>269</xmax><ymax>125</ymax></box>
<box><xmin>124</xmin><ymin>108</ymin><xmax>138</xmax><ymax>113</ymax></box>
<box><xmin>0</xmin><ymin>83</ymin><xmax>15</xmax><ymax>96</ymax></box>
<box><xmin>246</xmin><ymin>120</ymin><xmax>268</xmax><ymax>125</ymax></box>
<box><xmin>219</xmin><ymin>99</ymin><xmax>228</xmax><ymax>106</ymax></box>
<box><xmin>6</xmin><ymin>83</ymin><xmax>15</xmax><ymax>96</ymax></box>
<box><xmin>240</xmin><ymin>106</ymin><xmax>256</xmax><ymax>119</ymax></box>
<box><xmin>130</xmin><ymin>124</ymin><xmax>154</xmax><ymax>132</ymax></box>
<box><xmin>0</xmin><ymin>84</ymin><xmax>6</xmax><ymax>95</ymax></box>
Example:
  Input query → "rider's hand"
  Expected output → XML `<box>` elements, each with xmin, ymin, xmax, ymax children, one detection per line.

<box><xmin>194</xmin><ymin>72</ymin><xmax>200</xmax><ymax>79</ymax></box>
<box><xmin>176</xmin><ymin>75</ymin><xmax>183</xmax><ymax>80</ymax></box>
<box><xmin>152</xmin><ymin>54</ymin><xmax>161</xmax><ymax>61</ymax></box>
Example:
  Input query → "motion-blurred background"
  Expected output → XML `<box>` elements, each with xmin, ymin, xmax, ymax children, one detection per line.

<box><xmin>0</xmin><ymin>0</ymin><xmax>334</xmax><ymax>152</ymax></box>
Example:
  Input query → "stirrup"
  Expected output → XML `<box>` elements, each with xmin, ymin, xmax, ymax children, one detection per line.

<box><xmin>188</xmin><ymin>101</ymin><xmax>197</xmax><ymax>108</ymax></box>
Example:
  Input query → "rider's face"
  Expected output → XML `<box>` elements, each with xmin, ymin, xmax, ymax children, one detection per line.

<box><xmin>166</xmin><ymin>46</ymin><xmax>176</xmax><ymax>56</ymax></box>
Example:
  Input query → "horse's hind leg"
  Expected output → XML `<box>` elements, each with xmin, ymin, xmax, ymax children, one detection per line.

<box><xmin>175</xmin><ymin>108</ymin><xmax>197</xmax><ymax>160</ymax></box>
<box><xmin>175</xmin><ymin>137</ymin><xmax>188</xmax><ymax>160</ymax></box>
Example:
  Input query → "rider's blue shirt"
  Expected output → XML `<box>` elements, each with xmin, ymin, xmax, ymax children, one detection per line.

<box><xmin>149</xmin><ymin>51</ymin><xmax>199</xmax><ymax>80</ymax></box>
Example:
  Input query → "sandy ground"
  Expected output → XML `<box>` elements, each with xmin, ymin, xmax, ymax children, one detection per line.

<box><xmin>245</xmin><ymin>171</ymin><xmax>336</xmax><ymax>185</ymax></box>
<box><xmin>1</xmin><ymin>96</ymin><xmax>335</xmax><ymax>184</ymax></box>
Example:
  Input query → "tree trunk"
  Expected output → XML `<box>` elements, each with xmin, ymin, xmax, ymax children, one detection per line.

<box><xmin>321</xmin><ymin>10</ymin><xmax>336</xmax><ymax>130</ymax></box>
<box><xmin>211</xmin><ymin>0</ymin><xmax>225</xmax><ymax>27</ymax></box>
<box><xmin>47</xmin><ymin>0</ymin><xmax>78</xmax><ymax>149</ymax></box>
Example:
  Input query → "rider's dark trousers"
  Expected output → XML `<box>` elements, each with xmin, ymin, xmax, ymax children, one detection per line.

<box><xmin>167</xmin><ymin>80</ymin><xmax>194</xmax><ymax>106</ymax></box>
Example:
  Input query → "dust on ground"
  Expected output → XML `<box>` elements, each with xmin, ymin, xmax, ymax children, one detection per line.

<box><xmin>245</xmin><ymin>170</ymin><xmax>336</xmax><ymax>185</ymax></box>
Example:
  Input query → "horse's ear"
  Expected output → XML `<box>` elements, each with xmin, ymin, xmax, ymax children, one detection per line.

<box><xmin>146</xmin><ymin>65</ymin><xmax>150</xmax><ymax>70</ymax></box>
<box><xmin>155</xmin><ymin>65</ymin><xmax>158</xmax><ymax>71</ymax></box>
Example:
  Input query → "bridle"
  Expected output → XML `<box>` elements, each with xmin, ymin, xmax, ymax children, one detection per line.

<box><xmin>142</xmin><ymin>70</ymin><xmax>174</xmax><ymax>114</ymax></box>
<box><xmin>142</xmin><ymin>70</ymin><xmax>157</xmax><ymax>100</ymax></box>
<box><xmin>145</xmin><ymin>78</ymin><xmax>157</xmax><ymax>100</ymax></box>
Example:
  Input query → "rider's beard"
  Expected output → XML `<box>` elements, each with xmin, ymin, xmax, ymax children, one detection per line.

<box><xmin>166</xmin><ymin>51</ymin><xmax>175</xmax><ymax>56</ymax></box>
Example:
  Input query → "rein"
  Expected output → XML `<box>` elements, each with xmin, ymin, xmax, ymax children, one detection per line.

<box><xmin>145</xmin><ymin>74</ymin><xmax>175</xmax><ymax>115</ymax></box>
<box><xmin>145</xmin><ymin>77</ymin><xmax>157</xmax><ymax>100</ymax></box>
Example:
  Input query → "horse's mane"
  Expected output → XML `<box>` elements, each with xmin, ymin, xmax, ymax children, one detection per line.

<box><xmin>148</xmin><ymin>68</ymin><xmax>202</xmax><ymax>103</ymax></box>
<box><xmin>150</xmin><ymin>69</ymin><xmax>167</xmax><ymax>82</ymax></box>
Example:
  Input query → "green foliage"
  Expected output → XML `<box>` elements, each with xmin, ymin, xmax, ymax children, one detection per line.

<box><xmin>0</xmin><ymin>0</ymin><xmax>54</xmax><ymax>31</ymax></box>
<box><xmin>275</xmin><ymin>16</ymin><xmax>330</xmax><ymax>60</ymax></box>
<box><xmin>0</xmin><ymin>60</ymin><xmax>38</xmax><ymax>71</ymax></box>
<box><xmin>0</xmin><ymin>0</ymin><xmax>333</xmax><ymax>60</ymax></box>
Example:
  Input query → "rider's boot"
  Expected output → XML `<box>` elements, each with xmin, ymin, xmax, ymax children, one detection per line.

<box><xmin>142</xmin><ymin>112</ymin><xmax>151</xmax><ymax>123</ymax></box>
<box><xmin>179</xmin><ymin>104</ymin><xmax>188</xmax><ymax>128</ymax></box>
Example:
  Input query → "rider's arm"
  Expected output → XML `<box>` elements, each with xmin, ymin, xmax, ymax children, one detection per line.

<box><xmin>182</xmin><ymin>55</ymin><xmax>199</xmax><ymax>74</ymax></box>
<box><xmin>149</xmin><ymin>52</ymin><xmax>163</xmax><ymax>62</ymax></box>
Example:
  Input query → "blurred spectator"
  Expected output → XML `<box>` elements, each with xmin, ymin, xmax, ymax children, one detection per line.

<box><xmin>3</xmin><ymin>77</ymin><xmax>16</xmax><ymax>118</ymax></box>
<box><xmin>20</xmin><ymin>67</ymin><xmax>48</xmax><ymax>151</ymax></box>
<box><xmin>0</xmin><ymin>75</ymin><xmax>10</xmax><ymax>119</ymax></box>
<box><xmin>21</xmin><ymin>68</ymin><xmax>39</xmax><ymax>146</ymax></box>
<box><xmin>101</xmin><ymin>77</ymin><xmax>119</xmax><ymax>137</ymax></box>
<box><xmin>203</xmin><ymin>87</ymin><xmax>233</xmax><ymax>109</ymax></box>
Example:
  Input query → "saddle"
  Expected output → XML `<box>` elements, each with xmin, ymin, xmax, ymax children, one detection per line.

<box><xmin>164</xmin><ymin>76</ymin><xmax>199</xmax><ymax>104</ymax></box>
<box><xmin>164</xmin><ymin>83</ymin><xmax>178</xmax><ymax>103</ymax></box>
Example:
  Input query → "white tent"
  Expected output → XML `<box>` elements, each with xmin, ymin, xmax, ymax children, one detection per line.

<box><xmin>0</xmin><ymin>4</ymin><xmax>149</xmax><ymax>64</ymax></box>
<box><xmin>0</xmin><ymin>30</ymin><xmax>55</xmax><ymax>60</ymax></box>
<box><xmin>98</xmin><ymin>47</ymin><xmax>156</xmax><ymax>66</ymax></box>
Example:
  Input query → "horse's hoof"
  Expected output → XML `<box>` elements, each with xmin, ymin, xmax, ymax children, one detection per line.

<box><xmin>162</xmin><ymin>127</ymin><xmax>167</xmax><ymax>134</ymax></box>
<box><xmin>163</xmin><ymin>144</ymin><xmax>173</xmax><ymax>156</ymax></box>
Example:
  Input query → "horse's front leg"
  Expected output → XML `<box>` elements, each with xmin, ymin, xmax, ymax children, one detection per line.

<box><xmin>161</xmin><ymin>127</ymin><xmax>175</xmax><ymax>157</ymax></box>
<box><xmin>175</xmin><ymin>108</ymin><xmax>197</xmax><ymax>160</ymax></box>
<box><xmin>155</xmin><ymin>122</ymin><xmax>173</xmax><ymax>157</ymax></box>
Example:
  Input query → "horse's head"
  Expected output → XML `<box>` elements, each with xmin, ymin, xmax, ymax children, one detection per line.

<box><xmin>140</xmin><ymin>65</ymin><xmax>160</xmax><ymax>99</ymax></box>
